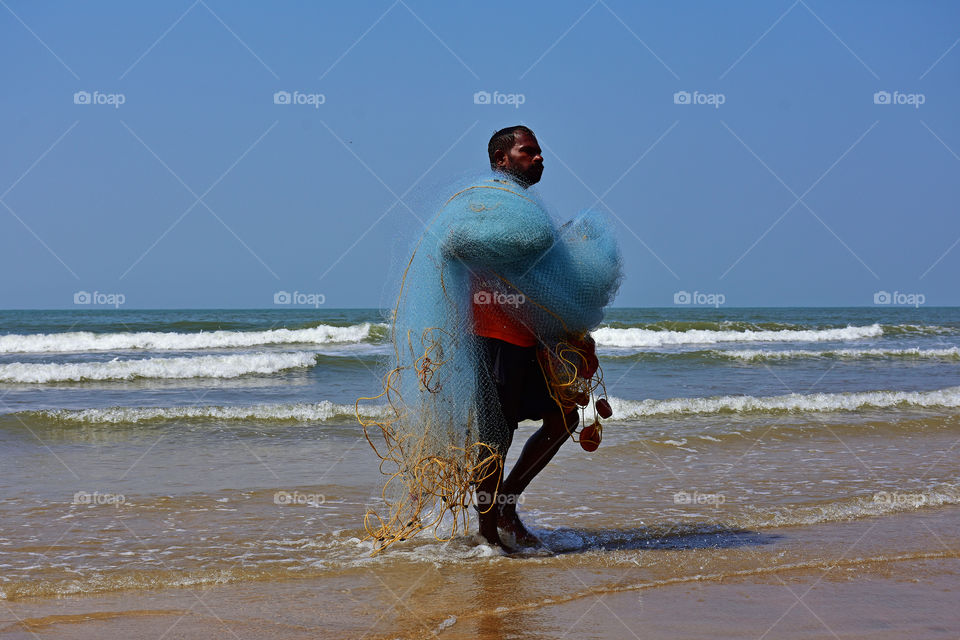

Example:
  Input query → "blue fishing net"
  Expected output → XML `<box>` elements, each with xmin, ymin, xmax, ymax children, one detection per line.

<box><xmin>358</xmin><ymin>175</ymin><xmax>622</xmax><ymax>549</ymax></box>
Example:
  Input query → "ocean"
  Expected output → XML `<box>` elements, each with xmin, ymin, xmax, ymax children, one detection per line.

<box><xmin>1</xmin><ymin>307</ymin><xmax>959</xmax><ymax>637</ymax></box>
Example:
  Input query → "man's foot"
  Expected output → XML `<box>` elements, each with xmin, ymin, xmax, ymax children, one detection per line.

<box><xmin>479</xmin><ymin>515</ymin><xmax>518</xmax><ymax>553</ymax></box>
<box><xmin>480</xmin><ymin>529</ymin><xmax>517</xmax><ymax>553</ymax></box>
<box><xmin>497</xmin><ymin>509</ymin><xmax>541</xmax><ymax>547</ymax></box>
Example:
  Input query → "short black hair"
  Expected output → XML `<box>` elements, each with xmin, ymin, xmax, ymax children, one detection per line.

<box><xmin>487</xmin><ymin>125</ymin><xmax>535</xmax><ymax>169</ymax></box>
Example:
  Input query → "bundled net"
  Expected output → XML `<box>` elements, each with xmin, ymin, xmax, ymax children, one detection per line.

<box><xmin>357</xmin><ymin>175</ymin><xmax>622</xmax><ymax>551</ymax></box>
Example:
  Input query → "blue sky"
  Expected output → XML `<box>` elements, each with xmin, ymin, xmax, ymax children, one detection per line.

<box><xmin>2</xmin><ymin>1</ymin><xmax>958</xmax><ymax>309</ymax></box>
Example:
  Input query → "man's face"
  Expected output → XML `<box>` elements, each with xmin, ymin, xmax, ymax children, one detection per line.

<box><xmin>495</xmin><ymin>131</ymin><xmax>544</xmax><ymax>187</ymax></box>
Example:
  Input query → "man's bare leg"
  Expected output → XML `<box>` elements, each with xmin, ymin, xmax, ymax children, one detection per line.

<box><xmin>498</xmin><ymin>408</ymin><xmax>579</xmax><ymax>544</ymax></box>
<box><xmin>476</xmin><ymin>456</ymin><xmax>516</xmax><ymax>552</ymax></box>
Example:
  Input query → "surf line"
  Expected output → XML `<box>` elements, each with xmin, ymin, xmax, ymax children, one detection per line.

<box><xmin>454</xmin><ymin>550</ymin><xmax>955</xmax><ymax>622</ymax></box>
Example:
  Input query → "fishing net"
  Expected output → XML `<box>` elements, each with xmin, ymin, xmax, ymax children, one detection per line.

<box><xmin>357</xmin><ymin>175</ymin><xmax>622</xmax><ymax>551</ymax></box>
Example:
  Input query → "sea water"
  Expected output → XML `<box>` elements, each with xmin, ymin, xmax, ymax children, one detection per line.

<box><xmin>1</xmin><ymin>307</ymin><xmax>958</xmax><ymax>602</ymax></box>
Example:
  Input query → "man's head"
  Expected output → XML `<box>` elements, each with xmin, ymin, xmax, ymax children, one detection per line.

<box><xmin>487</xmin><ymin>125</ymin><xmax>544</xmax><ymax>188</ymax></box>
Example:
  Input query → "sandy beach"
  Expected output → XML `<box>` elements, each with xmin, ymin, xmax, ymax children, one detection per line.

<box><xmin>3</xmin><ymin>507</ymin><xmax>958</xmax><ymax>639</ymax></box>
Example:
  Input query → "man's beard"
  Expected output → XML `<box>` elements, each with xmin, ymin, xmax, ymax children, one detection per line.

<box><xmin>502</xmin><ymin>166</ymin><xmax>541</xmax><ymax>188</ymax></box>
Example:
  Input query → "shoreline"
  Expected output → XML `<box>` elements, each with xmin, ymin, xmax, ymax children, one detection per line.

<box><xmin>3</xmin><ymin>554</ymin><xmax>956</xmax><ymax>639</ymax></box>
<box><xmin>3</xmin><ymin>506</ymin><xmax>958</xmax><ymax>639</ymax></box>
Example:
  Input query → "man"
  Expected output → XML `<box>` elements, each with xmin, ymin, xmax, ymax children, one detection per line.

<box><xmin>362</xmin><ymin>125</ymin><xmax>617</xmax><ymax>554</ymax></box>
<box><xmin>473</xmin><ymin>125</ymin><xmax>581</xmax><ymax>551</ymax></box>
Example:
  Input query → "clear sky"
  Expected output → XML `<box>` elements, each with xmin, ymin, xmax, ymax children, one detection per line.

<box><xmin>2</xmin><ymin>1</ymin><xmax>958</xmax><ymax>309</ymax></box>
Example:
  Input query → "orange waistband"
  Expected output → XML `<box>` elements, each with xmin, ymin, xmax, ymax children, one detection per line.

<box><xmin>472</xmin><ymin>302</ymin><xmax>536</xmax><ymax>347</ymax></box>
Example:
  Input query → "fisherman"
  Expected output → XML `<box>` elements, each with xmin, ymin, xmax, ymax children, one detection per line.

<box><xmin>361</xmin><ymin>125</ymin><xmax>618</xmax><ymax>554</ymax></box>
<box><xmin>471</xmin><ymin>126</ymin><xmax>582</xmax><ymax>551</ymax></box>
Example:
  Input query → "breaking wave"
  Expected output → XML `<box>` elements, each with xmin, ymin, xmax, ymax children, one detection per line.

<box><xmin>0</xmin><ymin>323</ymin><xmax>383</xmax><ymax>354</ymax></box>
<box><xmin>0</xmin><ymin>352</ymin><xmax>320</xmax><ymax>383</ymax></box>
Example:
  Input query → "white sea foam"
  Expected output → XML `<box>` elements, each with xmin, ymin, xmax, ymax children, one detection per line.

<box><xmin>607</xmin><ymin>386</ymin><xmax>960</xmax><ymax>418</ymax></box>
<box><xmin>737</xmin><ymin>484</ymin><xmax>960</xmax><ymax>529</ymax></box>
<box><xmin>0</xmin><ymin>323</ymin><xmax>382</xmax><ymax>354</ymax></box>
<box><xmin>31</xmin><ymin>385</ymin><xmax>960</xmax><ymax>424</ymax></box>
<box><xmin>0</xmin><ymin>352</ymin><xmax>318</xmax><ymax>383</ymax></box>
<box><xmin>40</xmin><ymin>401</ymin><xmax>391</xmax><ymax>423</ymax></box>
<box><xmin>719</xmin><ymin>347</ymin><xmax>960</xmax><ymax>360</ymax></box>
<box><xmin>592</xmin><ymin>324</ymin><xmax>883</xmax><ymax>348</ymax></box>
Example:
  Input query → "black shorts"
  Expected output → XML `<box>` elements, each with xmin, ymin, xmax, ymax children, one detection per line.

<box><xmin>475</xmin><ymin>336</ymin><xmax>558</xmax><ymax>431</ymax></box>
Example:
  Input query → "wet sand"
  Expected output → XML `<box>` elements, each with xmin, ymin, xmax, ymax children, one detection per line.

<box><xmin>3</xmin><ymin>507</ymin><xmax>958</xmax><ymax>639</ymax></box>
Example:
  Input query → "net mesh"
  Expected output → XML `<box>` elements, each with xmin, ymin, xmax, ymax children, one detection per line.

<box><xmin>357</xmin><ymin>175</ymin><xmax>622</xmax><ymax>551</ymax></box>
